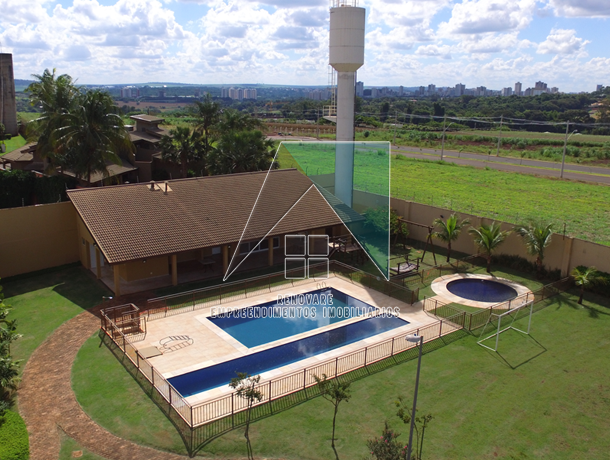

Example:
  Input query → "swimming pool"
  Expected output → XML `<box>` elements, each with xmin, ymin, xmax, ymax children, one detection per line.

<box><xmin>447</xmin><ymin>278</ymin><xmax>518</xmax><ymax>303</ymax></box>
<box><xmin>169</xmin><ymin>313</ymin><xmax>408</xmax><ymax>397</ymax></box>
<box><xmin>208</xmin><ymin>287</ymin><xmax>377</xmax><ymax>348</ymax></box>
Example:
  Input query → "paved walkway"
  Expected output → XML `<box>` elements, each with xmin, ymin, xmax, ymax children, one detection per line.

<box><xmin>18</xmin><ymin>302</ymin><xmax>189</xmax><ymax>460</ymax></box>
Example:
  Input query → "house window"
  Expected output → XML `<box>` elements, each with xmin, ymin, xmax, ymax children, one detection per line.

<box><xmin>239</xmin><ymin>237</ymin><xmax>280</xmax><ymax>255</ymax></box>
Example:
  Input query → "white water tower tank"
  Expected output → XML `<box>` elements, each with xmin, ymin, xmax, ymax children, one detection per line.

<box><xmin>329</xmin><ymin>4</ymin><xmax>365</xmax><ymax>73</ymax></box>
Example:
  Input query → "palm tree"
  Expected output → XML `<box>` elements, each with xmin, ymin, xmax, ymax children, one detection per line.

<box><xmin>209</xmin><ymin>130</ymin><xmax>275</xmax><ymax>175</ymax></box>
<box><xmin>514</xmin><ymin>222</ymin><xmax>553</xmax><ymax>277</ymax></box>
<box><xmin>468</xmin><ymin>222</ymin><xmax>510</xmax><ymax>272</ymax></box>
<box><xmin>159</xmin><ymin>126</ymin><xmax>205</xmax><ymax>178</ymax></box>
<box><xmin>192</xmin><ymin>94</ymin><xmax>221</xmax><ymax>157</ymax></box>
<box><xmin>571</xmin><ymin>266</ymin><xmax>606</xmax><ymax>304</ymax></box>
<box><xmin>217</xmin><ymin>109</ymin><xmax>263</xmax><ymax>132</ymax></box>
<box><xmin>53</xmin><ymin>90</ymin><xmax>133</xmax><ymax>185</ymax></box>
<box><xmin>26</xmin><ymin>69</ymin><xmax>79</xmax><ymax>164</ymax></box>
<box><xmin>432</xmin><ymin>213</ymin><xmax>470</xmax><ymax>263</ymax></box>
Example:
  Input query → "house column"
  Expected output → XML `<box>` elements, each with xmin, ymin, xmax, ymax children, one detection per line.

<box><xmin>268</xmin><ymin>237</ymin><xmax>274</xmax><ymax>266</ymax></box>
<box><xmin>95</xmin><ymin>247</ymin><xmax>102</xmax><ymax>279</ymax></box>
<box><xmin>113</xmin><ymin>265</ymin><xmax>121</xmax><ymax>297</ymax></box>
<box><xmin>222</xmin><ymin>245</ymin><xmax>229</xmax><ymax>273</ymax></box>
<box><xmin>171</xmin><ymin>254</ymin><xmax>178</xmax><ymax>286</ymax></box>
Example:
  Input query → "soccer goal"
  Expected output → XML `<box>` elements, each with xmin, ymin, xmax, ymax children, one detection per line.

<box><xmin>477</xmin><ymin>299</ymin><xmax>534</xmax><ymax>352</ymax></box>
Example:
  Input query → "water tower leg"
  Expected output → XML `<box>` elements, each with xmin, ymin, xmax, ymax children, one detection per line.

<box><xmin>334</xmin><ymin>71</ymin><xmax>355</xmax><ymax>207</ymax></box>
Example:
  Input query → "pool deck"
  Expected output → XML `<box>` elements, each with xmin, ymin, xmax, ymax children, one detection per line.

<box><xmin>132</xmin><ymin>276</ymin><xmax>442</xmax><ymax>404</ymax></box>
<box><xmin>431</xmin><ymin>273</ymin><xmax>532</xmax><ymax>308</ymax></box>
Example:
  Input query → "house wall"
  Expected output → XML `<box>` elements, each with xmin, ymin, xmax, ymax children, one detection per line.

<box><xmin>0</xmin><ymin>202</ymin><xmax>79</xmax><ymax>278</ymax></box>
<box><xmin>118</xmin><ymin>256</ymin><xmax>169</xmax><ymax>282</ymax></box>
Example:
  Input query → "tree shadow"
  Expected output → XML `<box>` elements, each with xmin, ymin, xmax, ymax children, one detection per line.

<box><xmin>481</xmin><ymin>332</ymin><xmax>547</xmax><ymax>370</ymax></box>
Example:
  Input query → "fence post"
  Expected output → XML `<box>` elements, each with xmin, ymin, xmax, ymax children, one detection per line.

<box><xmin>152</xmin><ymin>366</ymin><xmax>155</xmax><ymax>386</ymax></box>
<box><xmin>303</xmin><ymin>368</ymin><xmax>307</xmax><ymax>390</ymax></box>
<box><xmin>434</xmin><ymin>300</ymin><xmax>437</xmax><ymax>316</ymax></box>
<box><xmin>269</xmin><ymin>380</ymin><xmax>273</xmax><ymax>413</ymax></box>
<box><xmin>136</xmin><ymin>352</ymin><xmax>139</xmax><ymax>369</ymax></box>
<box><xmin>122</xmin><ymin>333</ymin><xmax>126</xmax><ymax>351</ymax></box>
<box><xmin>364</xmin><ymin>347</ymin><xmax>368</xmax><ymax>366</ymax></box>
<box><xmin>231</xmin><ymin>393</ymin><xmax>235</xmax><ymax>427</ymax></box>
<box><xmin>439</xmin><ymin>320</ymin><xmax>443</xmax><ymax>337</ymax></box>
<box><xmin>335</xmin><ymin>357</ymin><xmax>339</xmax><ymax>377</ymax></box>
<box><xmin>391</xmin><ymin>337</ymin><xmax>395</xmax><ymax>356</ymax></box>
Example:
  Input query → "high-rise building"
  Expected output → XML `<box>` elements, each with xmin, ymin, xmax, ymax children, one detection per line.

<box><xmin>514</xmin><ymin>82</ymin><xmax>522</xmax><ymax>96</ymax></box>
<box><xmin>356</xmin><ymin>81</ymin><xmax>364</xmax><ymax>97</ymax></box>
<box><xmin>427</xmin><ymin>84</ymin><xmax>436</xmax><ymax>94</ymax></box>
<box><xmin>455</xmin><ymin>83</ymin><xmax>465</xmax><ymax>97</ymax></box>
<box><xmin>0</xmin><ymin>53</ymin><xmax>18</xmax><ymax>136</ymax></box>
<box><xmin>535</xmin><ymin>81</ymin><xmax>548</xmax><ymax>91</ymax></box>
<box><xmin>501</xmin><ymin>87</ymin><xmax>513</xmax><ymax>97</ymax></box>
<box><xmin>551</xmin><ymin>87</ymin><xmax>559</xmax><ymax>94</ymax></box>
<box><xmin>398</xmin><ymin>85</ymin><xmax>404</xmax><ymax>96</ymax></box>
<box><xmin>597</xmin><ymin>84</ymin><xmax>604</xmax><ymax>91</ymax></box>
<box><xmin>418</xmin><ymin>86</ymin><xmax>425</xmax><ymax>96</ymax></box>
<box><xmin>221</xmin><ymin>87</ymin><xmax>230</xmax><ymax>98</ymax></box>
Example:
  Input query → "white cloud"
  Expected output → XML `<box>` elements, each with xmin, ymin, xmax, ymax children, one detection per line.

<box><xmin>415</xmin><ymin>44</ymin><xmax>452</xmax><ymax>59</ymax></box>
<box><xmin>537</xmin><ymin>28</ymin><xmax>589</xmax><ymax>55</ymax></box>
<box><xmin>439</xmin><ymin>0</ymin><xmax>536</xmax><ymax>35</ymax></box>
<box><xmin>547</xmin><ymin>0</ymin><xmax>610</xmax><ymax>17</ymax></box>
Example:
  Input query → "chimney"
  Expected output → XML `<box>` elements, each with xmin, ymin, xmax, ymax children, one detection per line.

<box><xmin>164</xmin><ymin>181</ymin><xmax>168</xmax><ymax>195</ymax></box>
<box><xmin>149</xmin><ymin>181</ymin><xmax>155</xmax><ymax>191</ymax></box>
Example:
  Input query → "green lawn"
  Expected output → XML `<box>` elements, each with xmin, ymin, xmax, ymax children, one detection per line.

<box><xmin>391</xmin><ymin>157</ymin><xmax>610</xmax><ymax>245</ymax></box>
<box><xmin>72</xmin><ymin>290</ymin><xmax>610</xmax><ymax>459</ymax></box>
<box><xmin>3</xmin><ymin>264</ymin><xmax>111</xmax><ymax>364</ymax></box>
<box><xmin>1</xmin><ymin>134</ymin><xmax>27</xmax><ymax>154</ymax></box>
<box><xmin>59</xmin><ymin>434</ymin><xmax>106</xmax><ymax>460</ymax></box>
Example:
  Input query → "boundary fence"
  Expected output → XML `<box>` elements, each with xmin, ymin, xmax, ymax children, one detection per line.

<box><xmin>391</xmin><ymin>254</ymin><xmax>486</xmax><ymax>289</ymax></box>
<box><xmin>422</xmin><ymin>276</ymin><xmax>573</xmax><ymax>331</ymax></box>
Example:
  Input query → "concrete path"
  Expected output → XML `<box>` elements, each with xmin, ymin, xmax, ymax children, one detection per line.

<box><xmin>18</xmin><ymin>303</ymin><xmax>189</xmax><ymax>460</ymax></box>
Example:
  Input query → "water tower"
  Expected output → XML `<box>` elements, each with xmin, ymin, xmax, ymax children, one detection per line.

<box><xmin>0</xmin><ymin>53</ymin><xmax>18</xmax><ymax>136</ymax></box>
<box><xmin>329</xmin><ymin>1</ymin><xmax>365</xmax><ymax>207</ymax></box>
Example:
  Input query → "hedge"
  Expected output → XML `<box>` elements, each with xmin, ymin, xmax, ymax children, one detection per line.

<box><xmin>0</xmin><ymin>410</ymin><xmax>29</xmax><ymax>460</ymax></box>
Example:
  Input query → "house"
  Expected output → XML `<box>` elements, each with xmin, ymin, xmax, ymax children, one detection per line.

<box><xmin>67</xmin><ymin>169</ymin><xmax>345</xmax><ymax>296</ymax></box>
<box><xmin>0</xmin><ymin>143</ymin><xmax>44</xmax><ymax>171</ymax></box>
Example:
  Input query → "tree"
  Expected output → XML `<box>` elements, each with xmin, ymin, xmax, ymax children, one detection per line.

<box><xmin>571</xmin><ymin>266</ymin><xmax>607</xmax><ymax>305</ymax></box>
<box><xmin>53</xmin><ymin>90</ymin><xmax>133</xmax><ymax>185</ymax></box>
<box><xmin>366</xmin><ymin>421</ymin><xmax>407</xmax><ymax>460</ymax></box>
<box><xmin>192</xmin><ymin>94</ymin><xmax>221</xmax><ymax>157</ymax></box>
<box><xmin>209</xmin><ymin>129</ymin><xmax>275</xmax><ymax>175</ymax></box>
<box><xmin>468</xmin><ymin>222</ymin><xmax>510</xmax><ymax>272</ymax></box>
<box><xmin>159</xmin><ymin>126</ymin><xmax>205</xmax><ymax>178</ymax></box>
<box><xmin>432</xmin><ymin>214</ymin><xmax>470</xmax><ymax>263</ymax></box>
<box><xmin>26</xmin><ymin>68</ymin><xmax>79</xmax><ymax>165</ymax></box>
<box><xmin>217</xmin><ymin>108</ymin><xmax>263</xmax><ymax>132</ymax></box>
<box><xmin>0</xmin><ymin>282</ymin><xmax>21</xmax><ymax>416</ymax></box>
<box><xmin>314</xmin><ymin>374</ymin><xmax>351</xmax><ymax>460</ymax></box>
<box><xmin>514</xmin><ymin>222</ymin><xmax>553</xmax><ymax>278</ymax></box>
<box><xmin>229</xmin><ymin>372</ymin><xmax>263</xmax><ymax>460</ymax></box>
<box><xmin>395</xmin><ymin>396</ymin><xmax>433</xmax><ymax>460</ymax></box>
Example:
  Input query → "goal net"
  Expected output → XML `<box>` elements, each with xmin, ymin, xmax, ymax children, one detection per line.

<box><xmin>477</xmin><ymin>299</ymin><xmax>534</xmax><ymax>352</ymax></box>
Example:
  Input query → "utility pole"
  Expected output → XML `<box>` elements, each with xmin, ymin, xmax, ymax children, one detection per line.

<box><xmin>393</xmin><ymin>110</ymin><xmax>398</xmax><ymax>145</ymax></box>
<box><xmin>496</xmin><ymin>115</ymin><xmax>503</xmax><ymax>156</ymax></box>
<box><xmin>560</xmin><ymin>121</ymin><xmax>572</xmax><ymax>179</ymax></box>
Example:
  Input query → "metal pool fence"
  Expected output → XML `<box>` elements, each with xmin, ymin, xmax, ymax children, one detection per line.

<box><xmin>422</xmin><ymin>276</ymin><xmax>573</xmax><ymax>331</ymax></box>
<box><xmin>145</xmin><ymin>260</ymin><xmax>419</xmax><ymax>320</ymax></box>
<box><xmin>100</xmin><ymin>306</ymin><xmax>464</xmax><ymax>431</ymax></box>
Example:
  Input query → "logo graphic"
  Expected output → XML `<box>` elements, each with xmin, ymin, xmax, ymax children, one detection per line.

<box><xmin>284</xmin><ymin>234</ymin><xmax>329</xmax><ymax>279</ymax></box>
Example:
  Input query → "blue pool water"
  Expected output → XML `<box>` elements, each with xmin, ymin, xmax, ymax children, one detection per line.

<box><xmin>447</xmin><ymin>279</ymin><xmax>517</xmax><ymax>303</ymax></box>
<box><xmin>169</xmin><ymin>314</ymin><xmax>408</xmax><ymax>397</ymax></box>
<box><xmin>208</xmin><ymin>287</ymin><xmax>377</xmax><ymax>348</ymax></box>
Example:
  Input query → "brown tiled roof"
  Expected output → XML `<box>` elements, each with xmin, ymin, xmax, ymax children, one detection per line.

<box><xmin>67</xmin><ymin>169</ymin><xmax>341</xmax><ymax>264</ymax></box>
<box><xmin>130</xmin><ymin>114</ymin><xmax>164</xmax><ymax>123</ymax></box>
<box><xmin>62</xmin><ymin>159</ymin><xmax>137</xmax><ymax>184</ymax></box>
<box><xmin>129</xmin><ymin>131</ymin><xmax>163</xmax><ymax>144</ymax></box>
<box><xmin>0</xmin><ymin>142</ymin><xmax>37</xmax><ymax>163</ymax></box>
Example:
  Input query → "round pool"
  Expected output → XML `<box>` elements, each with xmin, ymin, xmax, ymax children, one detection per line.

<box><xmin>446</xmin><ymin>278</ymin><xmax>518</xmax><ymax>303</ymax></box>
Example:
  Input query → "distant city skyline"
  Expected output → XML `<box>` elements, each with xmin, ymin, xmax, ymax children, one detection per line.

<box><xmin>1</xmin><ymin>0</ymin><xmax>609</xmax><ymax>92</ymax></box>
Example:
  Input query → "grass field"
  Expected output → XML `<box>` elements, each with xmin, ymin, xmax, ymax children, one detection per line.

<box><xmin>277</xmin><ymin>146</ymin><xmax>610</xmax><ymax>245</ymax></box>
<box><xmin>0</xmin><ymin>134</ymin><xmax>27</xmax><ymax>154</ymax></box>
<box><xmin>3</xmin><ymin>264</ymin><xmax>111</xmax><ymax>364</ymax></box>
<box><xmin>71</xmin><ymin>290</ymin><xmax>610</xmax><ymax>459</ymax></box>
<box><xmin>456</xmin><ymin>130</ymin><xmax>609</xmax><ymax>144</ymax></box>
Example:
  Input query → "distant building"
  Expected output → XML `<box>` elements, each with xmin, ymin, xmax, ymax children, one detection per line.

<box><xmin>194</xmin><ymin>89</ymin><xmax>201</xmax><ymax>97</ymax></box>
<box><xmin>524</xmin><ymin>87</ymin><xmax>533</xmax><ymax>97</ymax></box>
<box><xmin>597</xmin><ymin>84</ymin><xmax>604</xmax><ymax>92</ymax></box>
<box><xmin>551</xmin><ymin>87</ymin><xmax>559</xmax><ymax>94</ymax></box>
<box><xmin>0</xmin><ymin>53</ymin><xmax>18</xmax><ymax>136</ymax></box>
<box><xmin>535</xmin><ymin>81</ymin><xmax>548</xmax><ymax>91</ymax></box>
<box><xmin>356</xmin><ymin>81</ymin><xmax>364</xmax><ymax>97</ymax></box>
<box><xmin>121</xmin><ymin>87</ymin><xmax>140</xmax><ymax>98</ymax></box>
<box><xmin>427</xmin><ymin>84</ymin><xmax>436</xmax><ymax>95</ymax></box>
<box><xmin>501</xmin><ymin>87</ymin><xmax>513</xmax><ymax>97</ymax></box>
<box><xmin>475</xmin><ymin>86</ymin><xmax>487</xmax><ymax>97</ymax></box>
<box><xmin>455</xmin><ymin>83</ymin><xmax>465</xmax><ymax>97</ymax></box>
<box><xmin>398</xmin><ymin>86</ymin><xmax>404</xmax><ymax>96</ymax></box>
<box><xmin>158</xmin><ymin>89</ymin><xmax>167</xmax><ymax>98</ymax></box>
<box><xmin>222</xmin><ymin>87</ymin><xmax>257</xmax><ymax>101</ymax></box>
<box><xmin>514</xmin><ymin>82</ymin><xmax>522</xmax><ymax>96</ymax></box>
<box><xmin>307</xmin><ymin>89</ymin><xmax>330</xmax><ymax>101</ymax></box>
<box><xmin>418</xmin><ymin>86</ymin><xmax>425</xmax><ymax>96</ymax></box>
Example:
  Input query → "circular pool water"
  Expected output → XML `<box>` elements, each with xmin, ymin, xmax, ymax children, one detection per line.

<box><xmin>446</xmin><ymin>278</ymin><xmax>518</xmax><ymax>303</ymax></box>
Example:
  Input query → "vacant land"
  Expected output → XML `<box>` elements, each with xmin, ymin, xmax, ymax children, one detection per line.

<box><xmin>276</xmin><ymin>146</ymin><xmax>610</xmax><ymax>245</ymax></box>
<box><xmin>72</xmin><ymin>290</ymin><xmax>610</xmax><ymax>459</ymax></box>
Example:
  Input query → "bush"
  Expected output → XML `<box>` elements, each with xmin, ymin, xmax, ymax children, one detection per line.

<box><xmin>491</xmin><ymin>254</ymin><xmax>561</xmax><ymax>281</ymax></box>
<box><xmin>0</xmin><ymin>410</ymin><xmax>29</xmax><ymax>460</ymax></box>
<box><xmin>574</xmin><ymin>266</ymin><xmax>610</xmax><ymax>297</ymax></box>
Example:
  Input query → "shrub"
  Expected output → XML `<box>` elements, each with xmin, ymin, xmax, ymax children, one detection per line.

<box><xmin>491</xmin><ymin>254</ymin><xmax>561</xmax><ymax>281</ymax></box>
<box><xmin>0</xmin><ymin>410</ymin><xmax>29</xmax><ymax>460</ymax></box>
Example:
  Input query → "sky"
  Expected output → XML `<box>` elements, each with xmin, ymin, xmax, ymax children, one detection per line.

<box><xmin>0</xmin><ymin>0</ymin><xmax>608</xmax><ymax>92</ymax></box>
